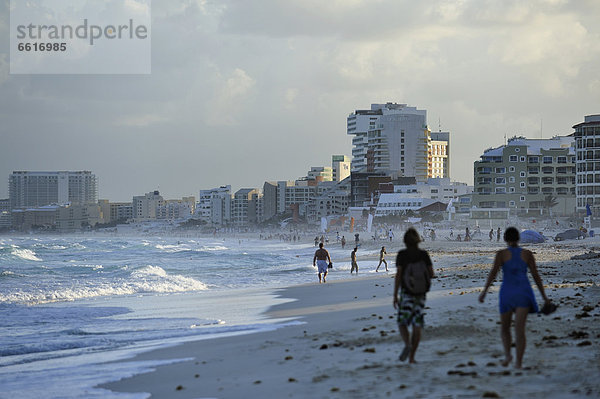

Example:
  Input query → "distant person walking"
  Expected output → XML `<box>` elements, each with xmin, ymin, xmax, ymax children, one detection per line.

<box><xmin>354</xmin><ymin>233</ymin><xmax>360</xmax><ymax>246</ymax></box>
<box><xmin>388</xmin><ymin>229</ymin><xmax>394</xmax><ymax>242</ymax></box>
<box><xmin>341</xmin><ymin>236</ymin><xmax>346</xmax><ymax>249</ymax></box>
<box><xmin>465</xmin><ymin>227</ymin><xmax>471</xmax><ymax>242</ymax></box>
<box><xmin>313</xmin><ymin>243</ymin><xmax>332</xmax><ymax>284</ymax></box>
<box><xmin>350</xmin><ymin>247</ymin><xmax>359</xmax><ymax>274</ymax></box>
<box><xmin>376</xmin><ymin>246</ymin><xmax>388</xmax><ymax>272</ymax></box>
<box><xmin>479</xmin><ymin>227</ymin><xmax>551</xmax><ymax>369</ymax></box>
<box><xmin>393</xmin><ymin>228</ymin><xmax>434</xmax><ymax>363</ymax></box>
<box><xmin>497</xmin><ymin>227</ymin><xmax>501</xmax><ymax>242</ymax></box>
<box><xmin>489</xmin><ymin>229</ymin><xmax>494</xmax><ymax>241</ymax></box>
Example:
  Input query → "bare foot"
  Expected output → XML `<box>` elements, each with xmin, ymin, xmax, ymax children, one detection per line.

<box><xmin>501</xmin><ymin>355</ymin><xmax>513</xmax><ymax>367</ymax></box>
<box><xmin>409</xmin><ymin>359</ymin><xmax>418</xmax><ymax>364</ymax></box>
<box><xmin>515</xmin><ymin>362</ymin><xmax>522</xmax><ymax>369</ymax></box>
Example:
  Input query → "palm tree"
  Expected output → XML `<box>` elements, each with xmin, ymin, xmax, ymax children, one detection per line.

<box><xmin>543</xmin><ymin>195</ymin><xmax>559</xmax><ymax>218</ymax></box>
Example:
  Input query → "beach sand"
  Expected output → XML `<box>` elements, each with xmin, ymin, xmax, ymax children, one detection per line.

<box><xmin>102</xmin><ymin>238</ymin><xmax>600</xmax><ymax>398</ymax></box>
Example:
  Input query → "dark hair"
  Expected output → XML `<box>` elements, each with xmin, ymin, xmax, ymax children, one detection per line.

<box><xmin>353</xmin><ymin>247</ymin><xmax>357</xmax><ymax>251</ymax></box>
<box><xmin>403</xmin><ymin>228</ymin><xmax>421</xmax><ymax>247</ymax></box>
<box><xmin>503</xmin><ymin>227</ymin><xmax>520</xmax><ymax>243</ymax></box>
<box><xmin>319</xmin><ymin>243</ymin><xmax>324</xmax><ymax>248</ymax></box>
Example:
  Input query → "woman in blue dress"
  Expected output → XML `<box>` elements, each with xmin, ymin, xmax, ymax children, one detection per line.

<box><xmin>479</xmin><ymin>227</ymin><xmax>550</xmax><ymax>369</ymax></box>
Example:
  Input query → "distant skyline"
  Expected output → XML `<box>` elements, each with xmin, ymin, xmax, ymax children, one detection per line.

<box><xmin>1</xmin><ymin>1</ymin><xmax>599</xmax><ymax>202</ymax></box>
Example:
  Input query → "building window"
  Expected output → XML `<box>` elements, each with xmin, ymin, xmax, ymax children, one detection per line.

<box><xmin>495</xmin><ymin>167</ymin><xmax>506</xmax><ymax>174</ymax></box>
<box><xmin>520</xmin><ymin>156</ymin><xmax>526</xmax><ymax>162</ymax></box>
<box><xmin>495</xmin><ymin>187</ymin><xmax>506</xmax><ymax>193</ymax></box>
<box><xmin>515</xmin><ymin>148</ymin><xmax>520</xmax><ymax>152</ymax></box>
<box><xmin>509</xmin><ymin>166</ymin><xmax>515</xmax><ymax>172</ymax></box>
<box><xmin>520</xmin><ymin>196</ymin><xmax>526</xmax><ymax>201</ymax></box>
<box><xmin>509</xmin><ymin>155</ymin><xmax>518</xmax><ymax>162</ymax></box>
<box><xmin>495</xmin><ymin>177</ymin><xmax>506</xmax><ymax>184</ymax></box>
<box><xmin>509</xmin><ymin>187</ymin><xmax>515</xmax><ymax>193</ymax></box>
<box><xmin>509</xmin><ymin>201</ymin><xmax>516</xmax><ymax>206</ymax></box>
<box><xmin>520</xmin><ymin>182</ymin><xmax>526</xmax><ymax>188</ymax></box>
<box><xmin>509</xmin><ymin>176</ymin><xmax>515</xmax><ymax>183</ymax></box>
<box><xmin>520</xmin><ymin>171</ymin><xmax>526</xmax><ymax>177</ymax></box>
<box><xmin>543</xmin><ymin>156</ymin><xmax>553</xmax><ymax>164</ymax></box>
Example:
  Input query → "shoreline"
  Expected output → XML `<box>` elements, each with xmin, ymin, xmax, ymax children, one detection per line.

<box><xmin>101</xmin><ymin>240</ymin><xmax>600</xmax><ymax>398</ymax></box>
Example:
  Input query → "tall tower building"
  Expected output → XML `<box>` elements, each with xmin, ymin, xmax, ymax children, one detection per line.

<box><xmin>573</xmin><ymin>114</ymin><xmax>600</xmax><ymax>216</ymax></box>
<box><xmin>347</xmin><ymin>103</ymin><xmax>450</xmax><ymax>182</ymax></box>
<box><xmin>9</xmin><ymin>171</ymin><xmax>98</xmax><ymax>209</ymax></box>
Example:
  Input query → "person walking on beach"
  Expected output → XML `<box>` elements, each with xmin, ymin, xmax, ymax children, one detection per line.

<box><xmin>497</xmin><ymin>227</ymin><xmax>501</xmax><ymax>242</ymax></box>
<box><xmin>354</xmin><ymin>233</ymin><xmax>360</xmax><ymax>246</ymax></box>
<box><xmin>489</xmin><ymin>229</ymin><xmax>494</xmax><ymax>241</ymax></box>
<box><xmin>350</xmin><ymin>247</ymin><xmax>359</xmax><ymax>274</ymax></box>
<box><xmin>388</xmin><ymin>229</ymin><xmax>394</xmax><ymax>242</ymax></box>
<box><xmin>376</xmin><ymin>246</ymin><xmax>388</xmax><ymax>272</ymax></box>
<box><xmin>478</xmin><ymin>227</ymin><xmax>551</xmax><ymax>369</ymax></box>
<box><xmin>341</xmin><ymin>236</ymin><xmax>346</xmax><ymax>249</ymax></box>
<box><xmin>313</xmin><ymin>243</ymin><xmax>332</xmax><ymax>284</ymax></box>
<box><xmin>393</xmin><ymin>228</ymin><xmax>435</xmax><ymax>363</ymax></box>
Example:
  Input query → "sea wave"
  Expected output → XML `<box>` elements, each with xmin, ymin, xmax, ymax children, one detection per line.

<box><xmin>0</xmin><ymin>266</ymin><xmax>208</xmax><ymax>305</ymax></box>
<box><xmin>12</xmin><ymin>248</ymin><xmax>42</xmax><ymax>261</ymax></box>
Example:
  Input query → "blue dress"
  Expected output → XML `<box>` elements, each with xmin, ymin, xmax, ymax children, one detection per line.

<box><xmin>499</xmin><ymin>247</ymin><xmax>539</xmax><ymax>314</ymax></box>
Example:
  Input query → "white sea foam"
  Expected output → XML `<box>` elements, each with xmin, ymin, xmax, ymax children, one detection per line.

<box><xmin>12</xmin><ymin>248</ymin><xmax>42</xmax><ymax>261</ymax></box>
<box><xmin>0</xmin><ymin>265</ymin><xmax>208</xmax><ymax>305</ymax></box>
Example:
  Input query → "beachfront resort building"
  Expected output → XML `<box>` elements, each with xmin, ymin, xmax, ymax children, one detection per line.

<box><xmin>157</xmin><ymin>197</ymin><xmax>195</xmax><ymax>220</ymax></box>
<box><xmin>573</xmin><ymin>114</ymin><xmax>600</xmax><ymax>217</ymax></box>
<box><xmin>132</xmin><ymin>190</ymin><xmax>164</xmax><ymax>221</ymax></box>
<box><xmin>197</xmin><ymin>186</ymin><xmax>232</xmax><ymax>226</ymax></box>
<box><xmin>472</xmin><ymin>136</ymin><xmax>576</xmax><ymax>216</ymax></box>
<box><xmin>232</xmin><ymin>188</ymin><xmax>262</xmax><ymax>226</ymax></box>
<box><xmin>9</xmin><ymin>171</ymin><xmax>98</xmax><ymax>210</ymax></box>
<box><xmin>347</xmin><ymin>103</ymin><xmax>450</xmax><ymax>181</ymax></box>
<box><xmin>98</xmin><ymin>200</ymin><xmax>133</xmax><ymax>224</ymax></box>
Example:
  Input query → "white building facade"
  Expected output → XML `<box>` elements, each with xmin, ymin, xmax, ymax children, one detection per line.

<box><xmin>9</xmin><ymin>171</ymin><xmax>98</xmax><ymax>209</ymax></box>
<box><xmin>197</xmin><ymin>186</ymin><xmax>232</xmax><ymax>226</ymax></box>
<box><xmin>573</xmin><ymin>114</ymin><xmax>600</xmax><ymax>216</ymax></box>
<box><xmin>347</xmin><ymin>103</ymin><xmax>450</xmax><ymax>181</ymax></box>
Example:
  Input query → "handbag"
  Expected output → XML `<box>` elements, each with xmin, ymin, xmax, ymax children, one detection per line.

<box><xmin>328</xmin><ymin>262</ymin><xmax>333</xmax><ymax>269</ymax></box>
<box><xmin>540</xmin><ymin>301</ymin><xmax>558</xmax><ymax>315</ymax></box>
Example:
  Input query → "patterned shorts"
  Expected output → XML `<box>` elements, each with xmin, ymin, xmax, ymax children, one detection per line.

<box><xmin>397</xmin><ymin>291</ymin><xmax>426</xmax><ymax>328</ymax></box>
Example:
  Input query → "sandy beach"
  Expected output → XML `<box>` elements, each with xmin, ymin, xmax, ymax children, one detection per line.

<box><xmin>102</xmin><ymin>237</ymin><xmax>600</xmax><ymax>398</ymax></box>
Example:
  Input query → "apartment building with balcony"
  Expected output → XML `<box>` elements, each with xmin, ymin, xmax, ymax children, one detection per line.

<box><xmin>473</xmin><ymin>136</ymin><xmax>576</xmax><ymax>216</ymax></box>
<box><xmin>348</xmin><ymin>103</ymin><xmax>450</xmax><ymax>184</ymax></box>
<box><xmin>573</xmin><ymin>114</ymin><xmax>600</xmax><ymax>216</ymax></box>
<box><xmin>9</xmin><ymin>171</ymin><xmax>98</xmax><ymax>209</ymax></box>
<box><xmin>198</xmin><ymin>186</ymin><xmax>232</xmax><ymax>226</ymax></box>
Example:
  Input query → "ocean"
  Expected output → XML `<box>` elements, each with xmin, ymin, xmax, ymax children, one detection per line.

<box><xmin>0</xmin><ymin>234</ymin><xmax>365</xmax><ymax>398</ymax></box>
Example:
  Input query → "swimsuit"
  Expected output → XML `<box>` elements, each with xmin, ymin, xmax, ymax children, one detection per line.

<box><xmin>499</xmin><ymin>247</ymin><xmax>539</xmax><ymax>314</ymax></box>
<box><xmin>316</xmin><ymin>260</ymin><xmax>328</xmax><ymax>274</ymax></box>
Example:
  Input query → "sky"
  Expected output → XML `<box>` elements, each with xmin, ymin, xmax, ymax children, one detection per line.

<box><xmin>1</xmin><ymin>0</ymin><xmax>599</xmax><ymax>202</ymax></box>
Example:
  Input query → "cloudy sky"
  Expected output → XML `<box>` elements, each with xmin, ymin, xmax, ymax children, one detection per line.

<box><xmin>1</xmin><ymin>0</ymin><xmax>599</xmax><ymax>201</ymax></box>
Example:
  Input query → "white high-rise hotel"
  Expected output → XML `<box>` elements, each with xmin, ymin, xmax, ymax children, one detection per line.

<box><xmin>347</xmin><ymin>103</ymin><xmax>449</xmax><ymax>181</ymax></box>
<box><xmin>9</xmin><ymin>171</ymin><xmax>98</xmax><ymax>209</ymax></box>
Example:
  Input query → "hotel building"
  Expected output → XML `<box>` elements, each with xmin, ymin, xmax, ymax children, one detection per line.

<box><xmin>472</xmin><ymin>136</ymin><xmax>576</xmax><ymax>216</ymax></box>
<box><xmin>9</xmin><ymin>171</ymin><xmax>98</xmax><ymax>209</ymax></box>
<box><xmin>573</xmin><ymin>114</ymin><xmax>600</xmax><ymax>216</ymax></box>
<box><xmin>347</xmin><ymin>103</ymin><xmax>449</xmax><ymax>181</ymax></box>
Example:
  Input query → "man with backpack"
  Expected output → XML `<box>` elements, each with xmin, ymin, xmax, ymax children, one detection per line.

<box><xmin>393</xmin><ymin>228</ymin><xmax>435</xmax><ymax>363</ymax></box>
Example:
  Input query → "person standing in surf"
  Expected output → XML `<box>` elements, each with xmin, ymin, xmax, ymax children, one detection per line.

<box><xmin>313</xmin><ymin>243</ymin><xmax>332</xmax><ymax>283</ymax></box>
<box><xmin>350</xmin><ymin>247</ymin><xmax>359</xmax><ymax>274</ymax></box>
<box><xmin>376</xmin><ymin>246</ymin><xmax>388</xmax><ymax>272</ymax></box>
<box><xmin>479</xmin><ymin>227</ymin><xmax>551</xmax><ymax>369</ymax></box>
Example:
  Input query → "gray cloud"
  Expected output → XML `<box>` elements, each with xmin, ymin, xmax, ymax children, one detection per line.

<box><xmin>1</xmin><ymin>0</ymin><xmax>599</xmax><ymax>201</ymax></box>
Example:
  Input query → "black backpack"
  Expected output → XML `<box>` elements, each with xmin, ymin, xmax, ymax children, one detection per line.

<box><xmin>402</xmin><ymin>260</ymin><xmax>431</xmax><ymax>295</ymax></box>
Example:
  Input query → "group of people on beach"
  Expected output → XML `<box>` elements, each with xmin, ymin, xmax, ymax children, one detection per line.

<box><xmin>313</xmin><ymin>226</ymin><xmax>552</xmax><ymax>368</ymax></box>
